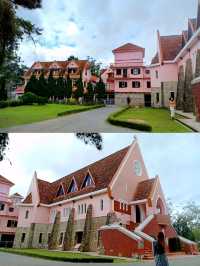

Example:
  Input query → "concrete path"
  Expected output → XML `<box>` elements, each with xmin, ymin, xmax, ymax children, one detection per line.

<box><xmin>1</xmin><ymin>106</ymin><xmax>137</xmax><ymax>133</ymax></box>
<box><xmin>176</xmin><ymin>110</ymin><xmax>200</xmax><ymax>132</ymax></box>
<box><xmin>0</xmin><ymin>252</ymin><xmax>200</xmax><ymax>266</ymax></box>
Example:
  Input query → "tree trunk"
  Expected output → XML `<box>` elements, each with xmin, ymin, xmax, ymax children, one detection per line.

<box><xmin>80</xmin><ymin>204</ymin><xmax>93</xmax><ymax>252</ymax></box>
<box><xmin>176</xmin><ymin>65</ymin><xmax>185</xmax><ymax>110</ymax></box>
<box><xmin>183</xmin><ymin>58</ymin><xmax>194</xmax><ymax>113</ymax></box>
<box><xmin>48</xmin><ymin>211</ymin><xmax>61</xmax><ymax>250</ymax></box>
<box><xmin>63</xmin><ymin>208</ymin><xmax>75</xmax><ymax>251</ymax></box>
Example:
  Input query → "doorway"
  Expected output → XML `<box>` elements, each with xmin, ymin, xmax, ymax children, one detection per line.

<box><xmin>168</xmin><ymin>238</ymin><xmax>181</xmax><ymax>252</ymax></box>
<box><xmin>75</xmin><ymin>232</ymin><xmax>83</xmax><ymax>244</ymax></box>
<box><xmin>136</xmin><ymin>205</ymin><xmax>141</xmax><ymax>223</ymax></box>
<box><xmin>144</xmin><ymin>94</ymin><xmax>151</xmax><ymax>107</ymax></box>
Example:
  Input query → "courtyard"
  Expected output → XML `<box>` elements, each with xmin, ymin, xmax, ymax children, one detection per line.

<box><xmin>0</xmin><ymin>251</ymin><xmax>200</xmax><ymax>266</ymax></box>
<box><xmin>0</xmin><ymin>106</ymin><xmax>193</xmax><ymax>133</ymax></box>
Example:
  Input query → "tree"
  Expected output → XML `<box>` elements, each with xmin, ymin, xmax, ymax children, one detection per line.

<box><xmin>176</xmin><ymin>65</ymin><xmax>185</xmax><ymax>110</ymax></box>
<box><xmin>48</xmin><ymin>211</ymin><xmax>61</xmax><ymax>250</ymax></box>
<box><xmin>68</xmin><ymin>55</ymin><xmax>78</xmax><ymax>61</ymax></box>
<box><xmin>81</xmin><ymin>204</ymin><xmax>93</xmax><ymax>252</ymax></box>
<box><xmin>87</xmin><ymin>56</ymin><xmax>102</xmax><ymax>76</ymax></box>
<box><xmin>12</xmin><ymin>0</ymin><xmax>42</xmax><ymax>9</ymax></box>
<box><xmin>63</xmin><ymin>208</ymin><xmax>75</xmax><ymax>251</ymax></box>
<box><xmin>95</xmin><ymin>78</ymin><xmax>106</xmax><ymax>102</ymax></box>
<box><xmin>25</xmin><ymin>74</ymin><xmax>38</xmax><ymax>95</ymax></box>
<box><xmin>183</xmin><ymin>58</ymin><xmax>194</xmax><ymax>113</ymax></box>
<box><xmin>56</xmin><ymin>76</ymin><xmax>65</xmax><ymax>99</ymax></box>
<box><xmin>85</xmin><ymin>82</ymin><xmax>94</xmax><ymax>103</ymax></box>
<box><xmin>47</xmin><ymin>71</ymin><xmax>56</xmax><ymax>99</ymax></box>
<box><xmin>66</xmin><ymin>74</ymin><xmax>72</xmax><ymax>100</ymax></box>
<box><xmin>0</xmin><ymin>133</ymin><xmax>9</xmax><ymax>161</ymax></box>
<box><xmin>37</xmin><ymin>71</ymin><xmax>47</xmax><ymax>97</ymax></box>
<box><xmin>75</xmin><ymin>133</ymin><xmax>103</xmax><ymax>150</ymax></box>
<box><xmin>74</xmin><ymin>73</ymin><xmax>84</xmax><ymax>101</ymax></box>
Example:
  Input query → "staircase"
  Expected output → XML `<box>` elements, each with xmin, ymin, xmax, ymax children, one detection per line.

<box><xmin>144</xmin><ymin>248</ymin><xmax>154</xmax><ymax>260</ymax></box>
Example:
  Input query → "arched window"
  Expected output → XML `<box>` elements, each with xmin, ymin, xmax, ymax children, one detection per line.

<box><xmin>136</xmin><ymin>205</ymin><xmax>141</xmax><ymax>223</ymax></box>
<box><xmin>25</xmin><ymin>210</ymin><xmax>29</xmax><ymax>219</ymax></box>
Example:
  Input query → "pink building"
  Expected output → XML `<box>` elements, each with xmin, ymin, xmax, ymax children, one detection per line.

<box><xmin>150</xmin><ymin>0</ymin><xmax>200</xmax><ymax>111</ymax></box>
<box><xmin>14</xmin><ymin>139</ymin><xmax>197</xmax><ymax>257</ymax></box>
<box><xmin>0</xmin><ymin>175</ymin><xmax>23</xmax><ymax>247</ymax></box>
<box><xmin>109</xmin><ymin>43</ymin><xmax>151</xmax><ymax>106</ymax></box>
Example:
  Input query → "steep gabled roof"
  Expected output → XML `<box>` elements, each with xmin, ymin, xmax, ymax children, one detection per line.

<box><xmin>151</xmin><ymin>53</ymin><xmax>159</xmax><ymax>64</ymax></box>
<box><xmin>112</xmin><ymin>43</ymin><xmax>145</xmax><ymax>54</ymax></box>
<box><xmin>23</xmin><ymin>193</ymin><xmax>32</xmax><ymax>204</ymax></box>
<box><xmin>0</xmin><ymin>175</ymin><xmax>14</xmax><ymax>186</ymax></box>
<box><xmin>160</xmin><ymin>35</ymin><xmax>183</xmax><ymax>61</ymax></box>
<box><xmin>133</xmin><ymin>178</ymin><xmax>156</xmax><ymax>201</ymax></box>
<box><xmin>36</xmin><ymin>146</ymin><xmax>130</xmax><ymax>204</ymax></box>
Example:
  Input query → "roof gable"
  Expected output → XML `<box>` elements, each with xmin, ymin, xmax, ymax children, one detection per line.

<box><xmin>0</xmin><ymin>175</ymin><xmax>14</xmax><ymax>186</ymax></box>
<box><xmin>133</xmin><ymin>178</ymin><xmax>156</xmax><ymax>201</ymax></box>
<box><xmin>81</xmin><ymin>172</ymin><xmax>95</xmax><ymax>189</ymax></box>
<box><xmin>56</xmin><ymin>184</ymin><xmax>65</xmax><ymax>197</ymax></box>
<box><xmin>67</xmin><ymin>177</ymin><xmax>78</xmax><ymax>193</ymax></box>
<box><xmin>112</xmin><ymin>43</ymin><xmax>145</xmax><ymax>54</ymax></box>
<box><xmin>23</xmin><ymin>193</ymin><xmax>32</xmax><ymax>204</ymax></box>
<box><xmin>160</xmin><ymin>35</ymin><xmax>183</xmax><ymax>61</ymax></box>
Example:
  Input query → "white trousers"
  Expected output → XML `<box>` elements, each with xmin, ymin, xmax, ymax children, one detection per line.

<box><xmin>170</xmin><ymin>107</ymin><xmax>175</xmax><ymax>118</ymax></box>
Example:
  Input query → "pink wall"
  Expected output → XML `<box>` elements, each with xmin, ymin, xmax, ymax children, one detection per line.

<box><xmin>114</xmin><ymin>51</ymin><xmax>144</xmax><ymax>65</ymax></box>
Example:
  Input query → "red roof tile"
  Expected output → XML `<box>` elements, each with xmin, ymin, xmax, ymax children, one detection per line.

<box><xmin>37</xmin><ymin>146</ymin><xmax>130</xmax><ymax>204</ymax></box>
<box><xmin>0</xmin><ymin>175</ymin><xmax>14</xmax><ymax>186</ymax></box>
<box><xmin>133</xmin><ymin>178</ymin><xmax>156</xmax><ymax>201</ymax></box>
<box><xmin>113</xmin><ymin>43</ymin><xmax>145</xmax><ymax>54</ymax></box>
<box><xmin>23</xmin><ymin>193</ymin><xmax>32</xmax><ymax>204</ymax></box>
<box><xmin>151</xmin><ymin>53</ymin><xmax>159</xmax><ymax>64</ymax></box>
<box><xmin>160</xmin><ymin>35</ymin><xmax>183</xmax><ymax>61</ymax></box>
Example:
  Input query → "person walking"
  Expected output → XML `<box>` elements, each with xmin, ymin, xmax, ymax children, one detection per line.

<box><xmin>153</xmin><ymin>232</ymin><xmax>169</xmax><ymax>266</ymax></box>
<box><xmin>169</xmin><ymin>97</ymin><xmax>176</xmax><ymax>119</ymax></box>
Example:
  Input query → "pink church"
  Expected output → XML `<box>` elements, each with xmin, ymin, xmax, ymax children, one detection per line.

<box><xmin>14</xmin><ymin>139</ymin><xmax>197</xmax><ymax>258</ymax></box>
<box><xmin>0</xmin><ymin>175</ymin><xmax>23</xmax><ymax>247</ymax></box>
<box><xmin>102</xmin><ymin>43</ymin><xmax>151</xmax><ymax>106</ymax></box>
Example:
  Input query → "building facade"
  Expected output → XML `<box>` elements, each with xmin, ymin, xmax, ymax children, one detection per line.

<box><xmin>16</xmin><ymin>59</ymin><xmax>92</xmax><ymax>99</ymax></box>
<box><xmin>14</xmin><ymin>139</ymin><xmax>197</xmax><ymax>257</ymax></box>
<box><xmin>0</xmin><ymin>175</ymin><xmax>23</xmax><ymax>247</ymax></box>
<box><xmin>109</xmin><ymin>43</ymin><xmax>151</xmax><ymax>106</ymax></box>
<box><xmin>150</xmin><ymin>0</ymin><xmax>200</xmax><ymax>111</ymax></box>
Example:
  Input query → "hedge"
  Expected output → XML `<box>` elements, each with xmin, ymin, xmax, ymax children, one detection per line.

<box><xmin>107</xmin><ymin>107</ymin><xmax>152</xmax><ymax>132</ymax></box>
<box><xmin>0</xmin><ymin>249</ymin><xmax>113</xmax><ymax>263</ymax></box>
<box><xmin>57</xmin><ymin>104</ymin><xmax>105</xmax><ymax>116</ymax></box>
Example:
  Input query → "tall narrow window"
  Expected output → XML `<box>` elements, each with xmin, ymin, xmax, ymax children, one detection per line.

<box><xmin>0</xmin><ymin>203</ymin><xmax>5</xmax><ymax>211</ymax></box>
<box><xmin>25</xmin><ymin>210</ymin><xmax>29</xmax><ymax>219</ymax></box>
<box><xmin>116</xmin><ymin>69</ymin><xmax>122</xmax><ymax>76</ymax></box>
<box><xmin>132</xmin><ymin>81</ymin><xmax>140</xmax><ymax>88</ymax></box>
<box><xmin>155</xmin><ymin>70</ymin><xmax>159</xmax><ymax>79</ymax></box>
<box><xmin>147</xmin><ymin>81</ymin><xmax>151</xmax><ymax>88</ymax></box>
<box><xmin>59</xmin><ymin>232</ymin><xmax>64</xmax><ymax>245</ymax></box>
<box><xmin>100</xmin><ymin>199</ymin><xmax>104</xmax><ymax>211</ymax></box>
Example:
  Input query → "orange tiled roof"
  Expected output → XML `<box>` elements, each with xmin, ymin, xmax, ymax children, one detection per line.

<box><xmin>160</xmin><ymin>35</ymin><xmax>183</xmax><ymax>61</ymax></box>
<box><xmin>113</xmin><ymin>43</ymin><xmax>145</xmax><ymax>54</ymax></box>
<box><xmin>31</xmin><ymin>146</ymin><xmax>130</xmax><ymax>205</ymax></box>
<box><xmin>23</xmin><ymin>193</ymin><xmax>32</xmax><ymax>204</ymax></box>
<box><xmin>133</xmin><ymin>178</ymin><xmax>156</xmax><ymax>201</ymax></box>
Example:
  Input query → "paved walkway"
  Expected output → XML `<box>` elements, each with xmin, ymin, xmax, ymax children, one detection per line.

<box><xmin>1</xmin><ymin>106</ymin><xmax>137</xmax><ymax>133</ymax></box>
<box><xmin>176</xmin><ymin>110</ymin><xmax>200</xmax><ymax>132</ymax></box>
<box><xmin>0</xmin><ymin>252</ymin><xmax>200</xmax><ymax>266</ymax></box>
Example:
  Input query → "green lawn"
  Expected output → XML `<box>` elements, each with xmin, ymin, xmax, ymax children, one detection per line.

<box><xmin>0</xmin><ymin>104</ymin><xmax>102</xmax><ymax>129</ymax></box>
<box><xmin>0</xmin><ymin>248</ymin><xmax>136</xmax><ymax>263</ymax></box>
<box><xmin>116</xmin><ymin>108</ymin><xmax>192</xmax><ymax>133</ymax></box>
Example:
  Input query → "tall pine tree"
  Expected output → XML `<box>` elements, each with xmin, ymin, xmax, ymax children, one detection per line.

<box><xmin>47</xmin><ymin>71</ymin><xmax>56</xmax><ymax>100</ymax></box>
<box><xmin>85</xmin><ymin>82</ymin><xmax>94</xmax><ymax>103</ymax></box>
<box><xmin>74</xmin><ymin>72</ymin><xmax>84</xmax><ymax>102</ymax></box>
<box><xmin>38</xmin><ymin>71</ymin><xmax>47</xmax><ymax>97</ymax></box>
<box><xmin>66</xmin><ymin>74</ymin><xmax>72</xmax><ymax>100</ymax></box>
<box><xmin>25</xmin><ymin>74</ymin><xmax>38</xmax><ymax>95</ymax></box>
<box><xmin>95</xmin><ymin>78</ymin><xmax>106</xmax><ymax>102</ymax></box>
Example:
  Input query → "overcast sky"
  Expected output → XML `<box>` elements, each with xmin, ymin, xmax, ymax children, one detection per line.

<box><xmin>0</xmin><ymin>133</ymin><xmax>199</xmax><ymax>208</ymax></box>
<box><xmin>17</xmin><ymin>0</ymin><xmax>198</xmax><ymax>67</ymax></box>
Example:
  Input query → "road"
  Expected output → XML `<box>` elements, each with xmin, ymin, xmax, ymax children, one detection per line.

<box><xmin>1</xmin><ymin>106</ymin><xmax>137</xmax><ymax>133</ymax></box>
<box><xmin>0</xmin><ymin>252</ymin><xmax>200</xmax><ymax>266</ymax></box>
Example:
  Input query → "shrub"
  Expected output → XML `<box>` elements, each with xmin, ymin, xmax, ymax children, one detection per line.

<box><xmin>9</xmin><ymin>100</ymin><xmax>23</xmax><ymax>107</ymax></box>
<box><xmin>0</xmin><ymin>101</ymin><xmax>9</xmax><ymax>108</ymax></box>
<box><xmin>37</xmin><ymin>96</ymin><xmax>48</xmax><ymax>105</ymax></box>
<box><xmin>20</xmin><ymin>92</ymin><xmax>38</xmax><ymax>105</ymax></box>
<box><xmin>107</xmin><ymin>107</ymin><xmax>152</xmax><ymax>132</ymax></box>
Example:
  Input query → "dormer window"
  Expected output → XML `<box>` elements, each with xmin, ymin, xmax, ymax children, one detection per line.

<box><xmin>82</xmin><ymin>174</ymin><xmax>94</xmax><ymax>189</ymax></box>
<box><xmin>56</xmin><ymin>185</ymin><xmax>65</xmax><ymax>197</ymax></box>
<box><xmin>67</xmin><ymin>178</ymin><xmax>78</xmax><ymax>193</ymax></box>
<box><xmin>68</xmin><ymin>68</ymin><xmax>77</xmax><ymax>74</ymax></box>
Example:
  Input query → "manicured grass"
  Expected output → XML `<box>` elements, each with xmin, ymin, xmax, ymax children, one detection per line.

<box><xmin>0</xmin><ymin>248</ymin><xmax>136</xmax><ymax>263</ymax></box>
<box><xmin>114</xmin><ymin>107</ymin><xmax>193</xmax><ymax>133</ymax></box>
<box><xmin>0</xmin><ymin>104</ymin><xmax>103</xmax><ymax>129</ymax></box>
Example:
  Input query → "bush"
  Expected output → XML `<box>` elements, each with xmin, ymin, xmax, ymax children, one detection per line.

<box><xmin>20</xmin><ymin>92</ymin><xmax>38</xmax><ymax>105</ymax></box>
<box><xmin>0</xmin><ymin>101</ymin><xmax>9</xmax><ymax>108</ymax></box>
<box><xmin>37</xmin><ymin>96</ymin><xmax>48</xmax><ymax>105</ymax></box>
<box><xmin>9</xmin><ymin>100</ymin><xmax>23</xmax><ymax>107</ymax></box>
<box><xmin>107</xmin><ymin>107</ymin><xmax>152</xmax><ymax>132</ymax></box>
<box><xmin>57</xmin><ymin>104</ymin><xmax>105</xmax><ymax>116</ymax></box>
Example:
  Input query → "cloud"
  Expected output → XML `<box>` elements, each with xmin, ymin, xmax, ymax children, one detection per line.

<box><xmin>16</xmin><ymin>0</ymin><xmax>198</xmax><ymax>67</ymax></box>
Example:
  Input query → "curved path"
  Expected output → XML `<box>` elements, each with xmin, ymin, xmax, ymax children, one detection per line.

<box><xmin>1</xmin><ymin>106</ymin><xmax>137</xmax><ymax>133</ymax></box>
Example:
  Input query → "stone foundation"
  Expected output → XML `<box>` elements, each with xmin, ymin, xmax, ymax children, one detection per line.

<box><xmin>151</xmin><ymin>82</ymin><xmax>178</xmax><ymax>108</ymax></box>
<box><xmin>115</xmin><ymin>93</ymin><xmax>145</xmax><ymax>107</ymax></box>
<box><xmin>14</xmin><ymin>216</ymin><xmax>107</xmax><ymax>251</ymax></box>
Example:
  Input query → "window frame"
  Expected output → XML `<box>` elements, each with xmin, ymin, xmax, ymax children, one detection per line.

<box><xmin>132</xmin><ymin>81</ymin><xmax>141</xmax><ymax>88</ymax></box>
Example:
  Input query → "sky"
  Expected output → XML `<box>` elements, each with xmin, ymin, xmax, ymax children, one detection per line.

<box><xmin>16</xmin><ymin>0</ymin><xmax>198</xmax><ymax>67</ymax></box>
<box><xmin>0</xmin><ymin>133</ymin><xmax>200</xmax><ymax>208</ymax></box>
